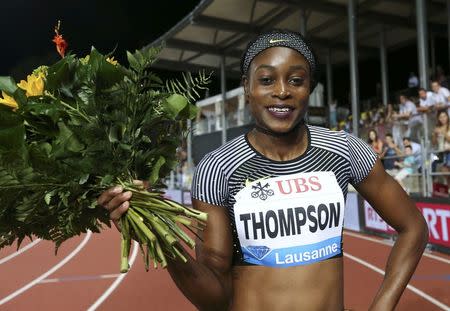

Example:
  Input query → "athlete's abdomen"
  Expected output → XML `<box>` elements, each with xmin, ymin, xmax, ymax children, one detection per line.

<box><xmin>231</xmin><ymin>257</ymin><xmax>344</xmax><ymax>311</ymax></box>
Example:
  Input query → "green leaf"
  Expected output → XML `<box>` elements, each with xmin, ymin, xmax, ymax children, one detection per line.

<box><xmin>25</xmin><ymin>101</ymin><xmax>63</xmax><ymax>123</ymax></box>
<box><xmin>188</xmin><ymin>104</ymin><xmax>199</xmax><ymax>119</ymax></box>
<box><xmin>59</xmin><ymin>191</ymin><xmax>69</xmax><ymax>207</ymax></box>
<box><xmin>100</xmin><ymin>175</ymin><xmax>113</xmax><ymax>186</ymax></box>
<box><xmin>108</xmin><ymin>126</ymin><xmax>119</xmax><ymax>143</ymax></box>
<box><xmin>13</xmin><ymin>88</ymin><xmax>28</xmax><ymax>107</ymax></box>
<box><xmin>126</xmin><ymin>51</ymin><xmax>139</xmax><ymax>71</ymax></box>
<box><xmin>164</xmin><ymin>94</ymin><xmax>188</xmax><ymax>118</ymax></box>
<box><xmin>89</xmin><ymin>200</ymin><xmax>97</xmax><ymax>209</ymax></box>
<box><xmin>79</xmin><ymin>174</ymin><xmax>89</xmax><ymax>185</ymax></box>
<box><xmin>0</xmin><ymin>76</ymin><xmax>18</xmax><ymax>94</ymax></box>
<box><xmin>89</xmin><ymin>49</ymin><xmax>124</xmax><ymax>88</ymax></box>
<box><xmin>46</xmin><ymin>56</ymin><xmax>76</xmax><ymax>91</ymax></box>
<box><xmin>54</xmin><ymin>122</ymin><xmax>84</xmax><ymax>154</ymax></box>
<box><xmin>0</xmin><ymin>110</ymin><xmax>25</xmax><ymax>150</ymax></box>
<box><xmin>149</xmin><ymin>156</ymin><xmax>165</xmax><ymax>185</ymax></box>
<box><xmin>44</xmin><ymin>191</ymin><xmax>55</xmax><ymax>205</ymax></box>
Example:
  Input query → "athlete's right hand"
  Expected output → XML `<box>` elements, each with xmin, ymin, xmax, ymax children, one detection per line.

<box><xmin>97</xmin><ymin>185</ymin><xmax>132</xmax><ymax>230</ymax></box>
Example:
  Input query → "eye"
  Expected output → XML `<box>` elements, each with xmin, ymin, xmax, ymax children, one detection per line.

<box><xmin>289</xmin><ymin>77</ymin><xmax>304</xmax><ymax>85</ymax></box>
<box><xmin>258</xmin><ymin>76</ymin><xmax>273</xmax><ymax>85</ymax></box>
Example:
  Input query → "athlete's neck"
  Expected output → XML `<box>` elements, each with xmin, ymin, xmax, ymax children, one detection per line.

<box><xmin>248</xmin><ymin>123</ymin><xmax>309</xmax><ymax>161</ymax></box>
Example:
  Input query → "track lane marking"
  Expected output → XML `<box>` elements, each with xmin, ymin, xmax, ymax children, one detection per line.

<box><xmin>0</xmin><ymin>232</ymin><xmax>91</xmax><ymax>306</ymax></box>
<box><xmin>39</xmin><ymin>274</ymin><xmax>120</xmax><ymax>284</ymax></box>
<box><xmin>344</xmin><ymin>252</ymin><xmax>450</xmax><ymax>311</ymax></box>
<box><xmin>87</xmin><ymin>241</ymin><xmax>139</xmax><ymax>311</ymax></box>
<box><xmin>344</xmin><ymin>231</ymin><xmax>450</xmax><ymax>265</ymax></box>
<box><xmin>0</xmin><ymin>239</ymin><xmax>41</xmax><ymax>265</ymax></box>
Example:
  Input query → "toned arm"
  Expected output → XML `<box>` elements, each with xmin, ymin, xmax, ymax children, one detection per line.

<box><xmin>98</xmin><ymin>187</ymin><xmax>234</xmax><ymax>311</ymax></box>
<box><xmin>166</xmin><ymin>199</ymin><xmax>234</xmax><ymax>311</ymax></box>
<box><xmin>354</xmin><ymin>159</ymin><xmax>428</xmax><ymax>311</ymax></box>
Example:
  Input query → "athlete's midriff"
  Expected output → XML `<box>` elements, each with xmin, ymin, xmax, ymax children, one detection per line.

<box><xmin>231</xmin><ymin>256</ymin><xmax>344</xmax><ymax>311</ymax></box>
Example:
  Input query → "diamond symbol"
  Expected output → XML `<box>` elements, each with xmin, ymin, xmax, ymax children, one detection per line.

<box><xmin>246</xmin><ymin>245</ymin><xmax>271</xmax><ymax>260</ymax></box>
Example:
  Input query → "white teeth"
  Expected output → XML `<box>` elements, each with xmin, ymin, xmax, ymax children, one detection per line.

<box><xmin>268</xmin><ymin>107</ymin><xmax>290</xmax><ymax>112</ymax></box>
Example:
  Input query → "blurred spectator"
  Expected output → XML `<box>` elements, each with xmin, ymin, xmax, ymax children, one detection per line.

<box><xmin>403</xmin><ymin>137</ymin><xmax>422</xmax><ymax>171</ymax></box>
<box><xmin>408</xmin><ymin>72</ymin><xmax>419</xmax><ymax>88</ymax></box>
<box><xmin>393</xmin><ymin>94</ymin><xmax>422</xmax><ymax>142</ymax></box>
<box><xmin>431</xmin><ymin>80</ymin><xmax>450</xmax><ymax>115</ymax></box>
<box><xmin>385</xmin><ymin>102</ymin><xmax>394</xmax><ymax>123</ymax></box>
<box><xmin>432</xmin><ymin>110</ymin><xmax>450</xmax><ymax>150</ymax></box>
<box><xmin>368</xmin><ymin>129</ymin><xmax>383</xmax><ymax>155</ymax></box>
<box><xmin>417</xmin><ymin>88</ymin><xmax>436</xmax><ymax>113</ymax></box>
<box><xmin>435</xmin><ymin>65</ymin><xmax>448</xmax><ymax>88</ymax></box>
<box><xmin>394</xmin><ymin>145</ymin><xmax>416</xmax><ymax>192</ymax></box>
<box><xmin>416</xmin><ymin>87</ymin><xmax>437</xmax><ymax>138</ymax></box>
<box><xmin>360</xmin><ymin>111</ymin><xmax>371</xmax><ymax>129</ymax></box>
<box><xmin>381</xmin><ymin>133</ymin><xmax>402</xmax><ymax>173</ymax></box>
<box><xmin>432</xmin><ymin>110</ymin><xmax>450</xmax><ymax>188</ymax></box>
<box><xmin>329</xmin><ymin>99</ymin><xmax>337</xmax><ymax>129</ymax></box>
<box><xmin>407</xmin><ymin>72</ymin><xmax>419</xmax><ymax>96</ymax></box>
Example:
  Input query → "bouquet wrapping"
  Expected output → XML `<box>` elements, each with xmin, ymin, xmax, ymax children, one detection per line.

<box><xmin>0</xmin><ymin>26</ymin><xmax>209</xmax><ymax>272</ymax></box>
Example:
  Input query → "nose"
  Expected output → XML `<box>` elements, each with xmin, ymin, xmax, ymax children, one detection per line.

<box><xmin>272</xmin><ymin>81</ymin><xmax>290</xmax><ymax>99</ymax></box>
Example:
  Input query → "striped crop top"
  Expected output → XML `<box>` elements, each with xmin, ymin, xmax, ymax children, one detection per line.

<box><xmin>191</xmin><ymin>125</ymin><xmax>377</xmax><ymax>267</ymax></box>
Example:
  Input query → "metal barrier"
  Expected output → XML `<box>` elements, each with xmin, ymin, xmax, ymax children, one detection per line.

<box><xmin>170</xmin><ymin>108</ymin><xmax>450</xmax><ymax>198</ymax></box>
<box><xmin>362</xmin><ymin>112</ymin><xmax>449</xmax><ymax>198</ymax></box>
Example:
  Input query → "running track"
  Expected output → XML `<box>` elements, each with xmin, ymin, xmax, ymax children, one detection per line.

<box><xmin>1</xmin><ymin>228</ymin><xmax>449</xmax><ymax>310</ymax></box>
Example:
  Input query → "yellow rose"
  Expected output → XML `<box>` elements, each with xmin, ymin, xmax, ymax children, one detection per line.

<box><xmin>0</xmin><ymin>91</ymin><xmax>19</xmax><ymax>110</ymax></box>
<box><xmin>80</xmin><ymin>55</ymin><xmax>90</xmax><ymax>65</ymax></box>
<box><xmin>106</xmin><ymin>56</ymin><xmax>118</xmax><ymax>66</ymax></box>
<box><xmin>17</xmin><ymin>73</ymin><xmax>45</xmax><ymax>97</ymax></box>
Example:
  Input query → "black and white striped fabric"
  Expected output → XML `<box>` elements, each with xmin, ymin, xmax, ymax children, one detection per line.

<box><xmin>191</xmin><ymin>125</ymin><xmax>377</xmax><ymax>263</ymax></box>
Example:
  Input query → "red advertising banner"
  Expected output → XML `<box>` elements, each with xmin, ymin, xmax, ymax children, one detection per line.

<box><xmin>363</xmin><ymin>201</ymin><xmax>395</xmax><ymax>234</ymax></box>
<box><xmin>363</xmin><ymin>200</ymin><xmax>450</xmax><ymax>249</ymax></box>
<box><xmin>416</xmin><ymin>202</ymin><xmax>450</xmax><ymax>248</ymax></box>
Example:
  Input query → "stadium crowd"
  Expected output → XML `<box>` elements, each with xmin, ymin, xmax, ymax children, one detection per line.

<box><xmin>332</xmin><ymin>72</ymin><xmax>450</xmax><ymax>196</ymax></box>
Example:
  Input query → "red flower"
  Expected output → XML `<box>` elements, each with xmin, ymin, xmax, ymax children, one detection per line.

<box><xmin>53</xmin><ymin>21</ymin><xmax>68</xmax><ymax>58</ymax></box>
<box><xmin>52</xmin><ymin>34</ymin><xmax>68</xmax><ymax>58</ymax></box>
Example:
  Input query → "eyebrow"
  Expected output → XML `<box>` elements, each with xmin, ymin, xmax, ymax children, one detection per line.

<box><xmin>255</xmin><ymin>64</ymin><xmax>309</xmax><ymax>72</ymax></box>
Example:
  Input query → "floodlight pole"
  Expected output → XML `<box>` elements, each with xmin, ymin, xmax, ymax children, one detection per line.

<box><xmin>326</xmin><ymin>48</ymin><xmax>333</xmax><ymax>107</ymax></box>
<box><xmin>380</xmin><ymin>27</ymin><xmax>389</xmax><ymax>107</ymax></box>
<box><xmin>448</xmin><ymin>0</ymin><xmax>450</xmax><ymax>69</ymax></box>
<box><xmin>300</xmin><ymin>9</ymin><xmax>307</xmax><ymax>37</ymax></box>
<box><xmin>348</xmin><ymin>0</ymin><xmax>360</xmax><ymax>137</ymax></box>
<box><xmin>186</xmin><ymin>72</ymin><xmax>193</xmax><ymax>173</ymax></box>
<box><xmin>416</xmin><ymin>0</ymin><xmax>430</xmax><ymax>89</ymax></box>
<box><xmin>430</xmin><ymin>33</ymin><xmax>436</xmax><ymax>75</ymax></box>
<box><xmin>220</xmin><ymin>56</ymin><xmax>227</xmax><ymax>145</ymax></box>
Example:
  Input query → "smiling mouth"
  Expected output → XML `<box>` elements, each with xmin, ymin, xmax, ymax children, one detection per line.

<box><xmin>268</xmin><ymin>106</ymin><xmax>293</xmax><ymax>112</ymax></box>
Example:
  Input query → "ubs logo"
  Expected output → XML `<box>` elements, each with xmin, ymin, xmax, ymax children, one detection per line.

<box><xmin>251</xmin><ymin>182</ymin><xmax>274</xmax><ymax>201</ymax></box>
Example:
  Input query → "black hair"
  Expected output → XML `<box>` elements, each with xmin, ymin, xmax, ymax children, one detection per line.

<box><xmin>240</xmin><ymin>29</ymin><xmax>319</xmax><ymax>91</ymax></box>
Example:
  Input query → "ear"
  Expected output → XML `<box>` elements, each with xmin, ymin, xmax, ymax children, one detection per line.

<box><xmin>242</xmin><ymin>75</ymin><xmax>249</xmax><ymax>97</ymax></box>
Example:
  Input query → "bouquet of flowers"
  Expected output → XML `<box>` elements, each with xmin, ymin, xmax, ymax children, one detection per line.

<box><xmin>0</xmin><ymin>22</ymin><xmax>209</xmax><ymax>272</ymax></box>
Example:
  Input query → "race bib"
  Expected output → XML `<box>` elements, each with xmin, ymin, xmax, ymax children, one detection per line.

<box><xmin>234</xmin><ymin>171</ymin><xmax>345</xmax><ymax>267</ymax></box>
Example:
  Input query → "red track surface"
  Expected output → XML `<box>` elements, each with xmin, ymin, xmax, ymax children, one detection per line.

<box><xmin>1</xmin><ymin>228</ymin><xmax>449</xmax><ymax>311</ymax></box>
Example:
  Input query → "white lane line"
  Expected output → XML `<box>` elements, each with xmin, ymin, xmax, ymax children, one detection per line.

<box><xmin>0</xmin><ymin>239</ymin><xmax>41</xmax><ymax>265</ymax></box>
<box><xmin>344</xmin><ymin>231</ymin><xmax>450</xmax><ymax>265</ymax></box>
<box><xmin>39</xmin><ymin>274</ymin><xmax>120</xmax><ymax>284</ymax></box>
<box><xmin>344</xmin><ymin>252</ymin><xmax>450</xmax><ymax>311</ymax></box>
<box><xmin>0</xmin><ymin>231</ymin><xmax>92</xmax><ymax>306</ymax></box>
<box><xmin>87</xmin><ymin>241</ymin><xmax>139</xmax><ymax>311</ymax></box>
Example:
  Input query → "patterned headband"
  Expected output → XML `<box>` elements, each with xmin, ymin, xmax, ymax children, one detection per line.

<box><xmin>241</xmin><ymin>31</ymin><xmax>317</xmax><ymax>89</ymax></box>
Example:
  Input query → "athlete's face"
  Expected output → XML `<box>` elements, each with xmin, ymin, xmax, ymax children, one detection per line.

<box><xmin>243</xmin><ymin>47</ymin><xmax>311</xmax><ymax>134</ymax></box>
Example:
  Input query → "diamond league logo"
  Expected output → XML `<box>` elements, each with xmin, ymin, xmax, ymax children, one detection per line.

<box><xmin>246</xmin><ymin>245</ymin><xmax>272</xmax><ymax>260</ymax></box>
<box><xmin>250</xmin><ymin>181</ymin><xmax>274</xmax><ymax>201</ymax></box>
